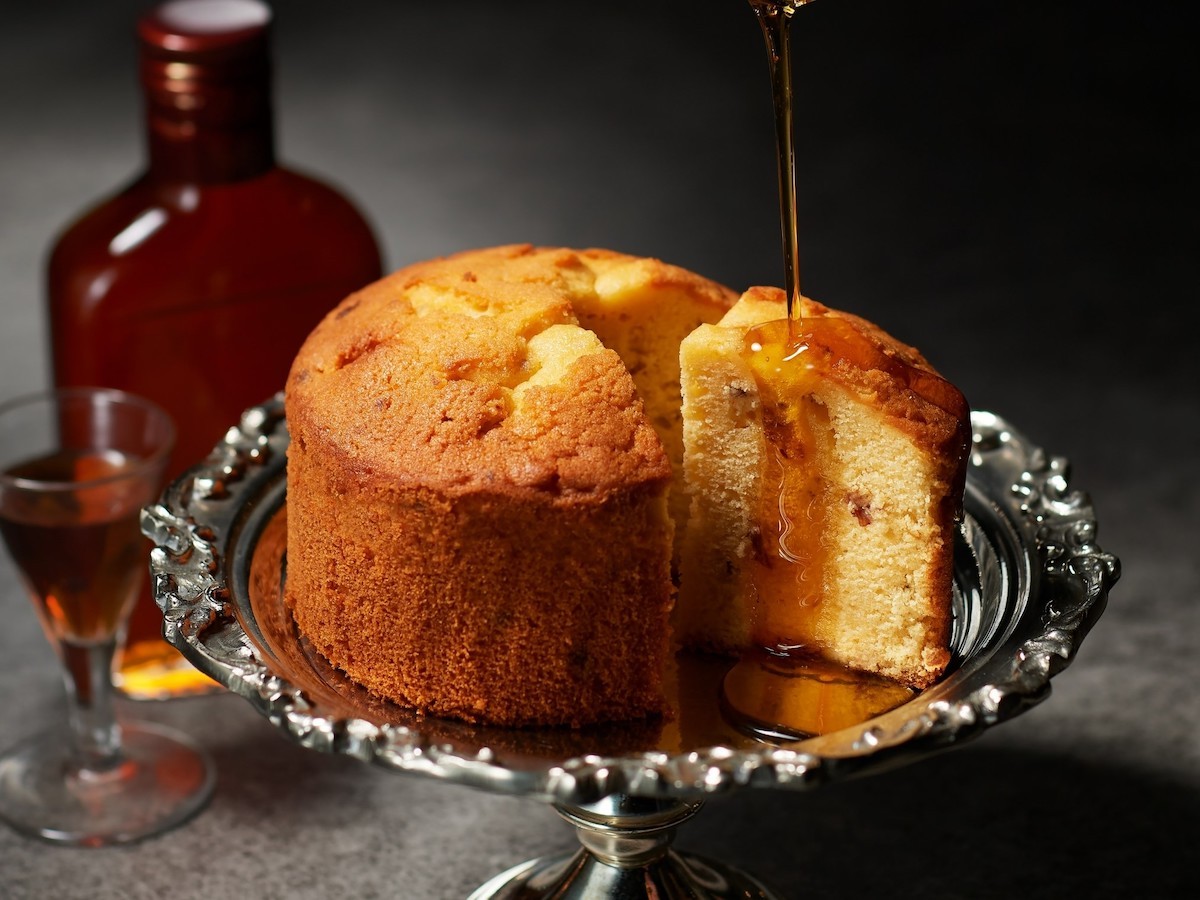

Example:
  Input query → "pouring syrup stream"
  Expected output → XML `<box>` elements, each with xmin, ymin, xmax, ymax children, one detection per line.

<box><xmin>748</xmin><ymin>0</ymin><xmax>814</xmax><ymax>330</ymax></box>
<box><xmin>724</xmin><ymin>3</ymin><xmax>928</xmax><ymax>743</ymax></box>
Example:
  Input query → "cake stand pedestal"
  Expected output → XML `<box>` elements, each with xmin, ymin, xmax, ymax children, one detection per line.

<box><xmin>471</xmin><ymin>796</ymin><xmax>775</xmax><ymax>900</ymax></box>
<box><xmin>141</xmin><ymin>398</ymin><xmax>1118</xmax><ymax>900</ymax></box>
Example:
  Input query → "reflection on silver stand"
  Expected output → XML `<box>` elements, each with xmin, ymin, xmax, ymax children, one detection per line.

<box><xmin>142</xmin><ymin>397</ymin><xmax>1118</xmax><ymax>899</ymax></box>
<box><xmin>471</xmin><ymin>796</ymin><xmax>775</xmax><ymax>900</ymax></box>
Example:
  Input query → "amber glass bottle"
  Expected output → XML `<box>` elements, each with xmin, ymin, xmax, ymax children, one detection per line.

<box><xmin>46</xmin><ymin>0</ymin><xmax>384</xmax><ymax>698</ymax></box>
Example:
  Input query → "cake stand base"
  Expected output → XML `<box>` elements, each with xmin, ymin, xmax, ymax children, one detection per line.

<box><xmin>467</xmin><ymin>796</ymin><xmax>781</xmax><ymax>900</ymax></box>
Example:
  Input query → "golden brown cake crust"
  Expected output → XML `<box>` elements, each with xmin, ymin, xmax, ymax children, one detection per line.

<box><xmin>290</xmin><ymin>246</ymin><xmax>674</xmax><ymax>497</ymax></box>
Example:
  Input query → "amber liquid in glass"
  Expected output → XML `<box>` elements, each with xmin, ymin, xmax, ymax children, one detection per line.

<box><xmin>0</xmin><ymin>449</ymin><xmax>148</xmax><ymax>646</ymax></box>
<box><xmin>48</xmin><ymin>170</ymin><xmax>384</xmax><ymax>489</ymax></box>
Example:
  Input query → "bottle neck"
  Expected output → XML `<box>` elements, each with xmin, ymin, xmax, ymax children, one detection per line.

<box><xmin>140</xmin><ymin>47</ymin><xmax>276</xmax><ymax>183</ymax></box>
<box><xmin>145</xmin><ymin>106</ymin><xmax>276</xmax><ymax>184</ymax></box>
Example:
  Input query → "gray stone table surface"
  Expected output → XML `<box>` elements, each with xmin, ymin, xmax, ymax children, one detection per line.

<box><xmin>1</xmin><ymin>1</ymin><xmax>1196</xmax><ymax>898</ymax></box>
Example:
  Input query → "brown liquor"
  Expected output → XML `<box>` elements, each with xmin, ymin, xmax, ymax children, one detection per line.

<box><xmin>0</xmin><ymin>449</ymin><xmax>152</xmax><ymax>645</ymax></box>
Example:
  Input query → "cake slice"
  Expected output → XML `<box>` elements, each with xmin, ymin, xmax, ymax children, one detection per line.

<box><xmin>678</xmin><ymin>288</ymin><xmax>971</xmax><ymax>688</ymax></box>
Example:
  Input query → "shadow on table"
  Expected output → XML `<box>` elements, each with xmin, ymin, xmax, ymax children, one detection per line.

<box><xmin>170</xmin><ymin>696</ymin><xmax>1197</xmax><ymax>899</ymax></box>
<box><xmin>682</xmin><ymin>744</ymin><xmax>1199</xmax><ymax>899</ymax></box>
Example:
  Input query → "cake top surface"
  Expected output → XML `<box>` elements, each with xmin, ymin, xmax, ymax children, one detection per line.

<box><xmin>286</xmin><ymin>244</ymin><xmax>734</xmax><ymax>500</ymax></box>
<box><xmin>714</xmin><ymin>287</ymin><xmax>971</xmax><ymax>453</ymax></box>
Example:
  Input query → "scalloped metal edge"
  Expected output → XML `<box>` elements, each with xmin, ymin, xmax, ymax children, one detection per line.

<box><xmin>140</xmin><ymin>398</ymin><xmax>1120</xmax><ymax>804</ymax></box>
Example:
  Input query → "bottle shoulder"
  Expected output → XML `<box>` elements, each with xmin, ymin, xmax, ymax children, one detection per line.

<box><xmin>47</xmin><ymin>167</ymin><xmax>384</xmax><ymax>320</ymax></box>
<box><xmin>50</xmin><ymin>165</ymin><xmax>380</xmax><ymax>240</ymax></box>
<box><xmin>47</xmin><ymin>167</ymin><xmax>384</xmax><ymax>296</ymax></box>
<box><xmin>47</xmin><ymin>174</ymin><xmax>158</xmax><ymax>260</ymax></box>
<box><xmin>269</xmin><ymin>165</ymin><xmax>370</xmax><ymax>208</ymax></box>
<box><xmin>252</xmin><ymin>165</ymin><xmax>383</xmax><ymax>241</ymax></box>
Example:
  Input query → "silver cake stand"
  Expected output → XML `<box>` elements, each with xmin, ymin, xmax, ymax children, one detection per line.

<box><xmin>141</xmin><ymin>396</ymin><xmax>1118</xmax><ymax>899</ymax></box>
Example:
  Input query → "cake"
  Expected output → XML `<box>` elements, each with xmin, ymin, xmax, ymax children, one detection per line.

<box><xmin>677</xmin><ymin>289</ymin><xmax>971</xmax><ymax>688</ymax></box>
<box><xmin>284</xmin><ymin>244</ymin><xmax>970</xmax><ymax>727</ymax></box>
<box><xmin>284</xmin><ymin>244</ymin><xmax>736</xmax><ymax>727</ymax></box>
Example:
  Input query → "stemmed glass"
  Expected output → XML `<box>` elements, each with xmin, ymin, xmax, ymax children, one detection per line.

<box><xmin>0</xmin><ymin>387</ymin><xmax>215</xmax><ymax>845</ymax></box>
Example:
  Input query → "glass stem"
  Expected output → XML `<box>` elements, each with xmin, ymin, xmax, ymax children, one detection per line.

<box><xmin>59</xmin><ymin>638</ymin><xmax>123</xmax><ymax>773</ymax></box>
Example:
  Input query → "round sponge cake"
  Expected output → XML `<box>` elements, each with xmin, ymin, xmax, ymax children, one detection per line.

<box><xmin>284</xmin><ymin>244</ymin><xmax>736</xmax><ymax>726</ymax></box>
<box><xmin>284</xmin><ymin>243</ymin><xmax>969</xmax><ymax>728</ymax></box>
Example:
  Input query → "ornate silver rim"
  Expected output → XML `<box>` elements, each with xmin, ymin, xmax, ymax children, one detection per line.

<box><xmin>141</xmin><ymin>397</ymin><xmax>1118</xmax><ymax>804</ymax></box>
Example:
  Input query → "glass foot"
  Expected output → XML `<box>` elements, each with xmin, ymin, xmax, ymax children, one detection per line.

<box><xmin>0</xmin><ymin>720</ymin><xmax>216</xmax><ymax>846</ymax></box>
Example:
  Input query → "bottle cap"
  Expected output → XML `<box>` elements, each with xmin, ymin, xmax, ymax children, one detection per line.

<box><xmin>139</xmin><ymin>0</ymin><xmax>272</xmax><ymax>92</ymax></box>
<box><xmin>137</xmin><ymin>0</ymin><xmax>275</xmax><ymax>177</ymax></box>
<box><xmin>139</xmin><ymin>0</ymin><xmax>271</xmax><ymax>61</ymax></box>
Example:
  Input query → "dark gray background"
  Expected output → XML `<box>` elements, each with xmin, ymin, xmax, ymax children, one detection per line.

<box><xmin>1</xmin><ymin>1</ymin><xmax>1196</xmax><ymax>897</ymax></box>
